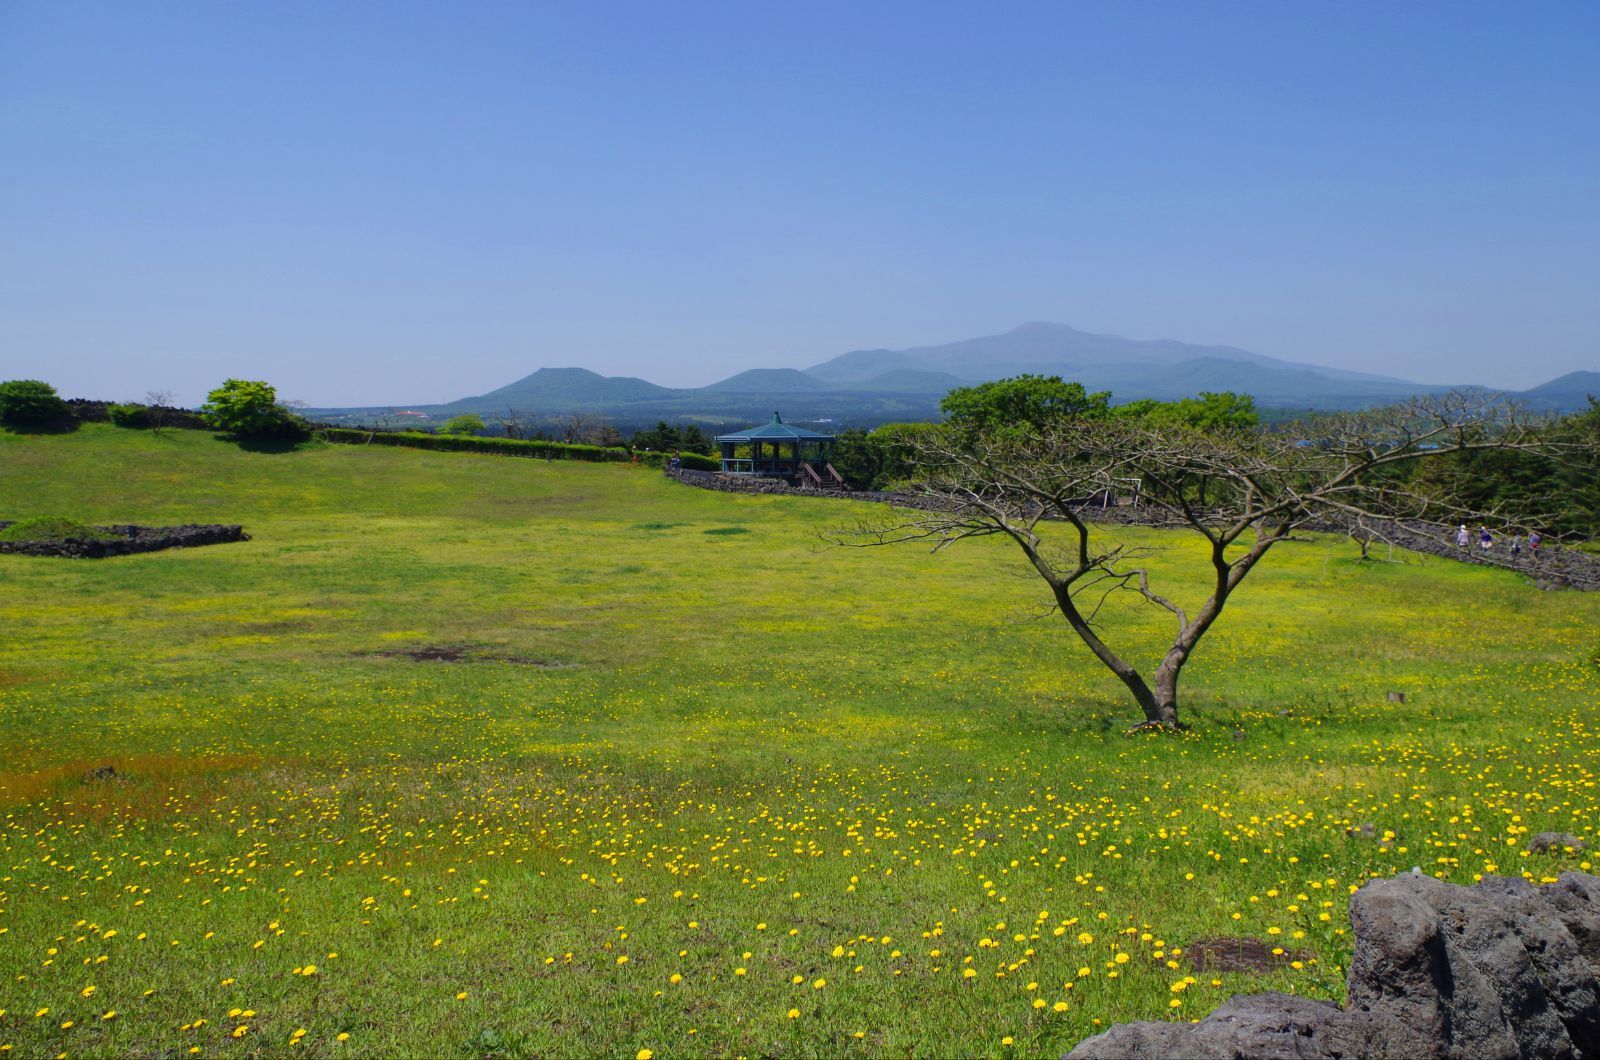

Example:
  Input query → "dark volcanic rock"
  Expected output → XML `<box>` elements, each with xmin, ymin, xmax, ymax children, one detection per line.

<box><xmin>1066</xmin><ymin>992</ymin><xmax>1419</xmax><ymax>1059</ymax></box>
<box><xmin>1068</xmin><ymin>871</ymin><xmax>1600</xmax><ymax>1060</ymax></box>
<box><xmin>0</xmin><ymin>522</ymin><xmax>248</xmax><ymax>558</ymax></box>
<box><xmin>1531</xmin><ymin>832</ymin><xmax>1589</xmax><ymax>854</ymax></box>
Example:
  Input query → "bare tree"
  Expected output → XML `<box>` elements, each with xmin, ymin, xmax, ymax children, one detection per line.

<box><xmin>498</xmin><ymin>406</ymin><xmax>531</xmax><ymax>441</ymax></box>
<box><xmin>841</xmin><ymin>394</ymin><xmax>1571</xmax><ymax>729</ymax></box>
<box><xmin>552</xmin><ymin>412</ymin><xmax>620</xmax><ymax>446</ymax></box>
<box><xmin>144</xmin><ymin>389</ymin><xmax>175</xmax><ymax>436</ymax></box>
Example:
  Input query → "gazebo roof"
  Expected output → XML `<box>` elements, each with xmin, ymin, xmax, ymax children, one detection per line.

<box><xmin>715</xmin><ymin>413</ymin><xmax>835</xmax><ymax>443</ymax></box>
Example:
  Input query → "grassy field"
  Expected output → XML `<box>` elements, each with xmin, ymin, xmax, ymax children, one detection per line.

<box><xmin>2</xmin><ymin>423</ymin><xmax>1598</xmax><ymax>1058</ymax></box>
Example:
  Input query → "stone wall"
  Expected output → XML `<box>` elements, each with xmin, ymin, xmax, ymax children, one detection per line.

<box><xmin>0</xmin><ymin>522</ymin><xmax>249</xmax><ymax>558</ymax></box>
<box><xmin>666</xmin><ymin>469</ymin><xmax>1600</xmax><ymax>590</ymax></box>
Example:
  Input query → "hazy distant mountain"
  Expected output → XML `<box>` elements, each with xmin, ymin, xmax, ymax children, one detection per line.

<box><xmin>852</xmin><ymin>368</ymin><xmax>970</xmax><ymax>394</ymax></box>
<box><xmin>806</xmin><ymin>349</ymin><xmax>922</xmax><ymax>385</ymax></box>
<box><xmin>303</xmin><ymin>322</ymin><xmax>1595</xmax><ymax>428</ymax></box>
<box><xmin>808</xmin><ymin>321</ymin><xmax>1435</xmax><ymax>399</ymax></box>
<box><xmin>450</xmin><ymin>367</ymin><xmax>672</xmax><ymax>412</ymax></box>
<box><xmin>1516</xmin><ymin>371</ymin><xmax>1600</xmax><ymax>411</ymax></box>
<box><xmin>699</xmin><ymin>368</ymin><xmax>826</xmax><ymax>393</ymax></box>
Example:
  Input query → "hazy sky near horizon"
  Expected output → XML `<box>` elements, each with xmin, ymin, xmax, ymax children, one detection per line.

<box><xmin>2</xmin><ymin>2</ymin><xmax>1597</xmax><ymax>407</ymax></box>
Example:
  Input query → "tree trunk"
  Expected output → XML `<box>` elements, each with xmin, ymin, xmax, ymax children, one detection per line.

<box><xmin>1055</xmin><ymin>585</ymin><xmax>1171</xmax><ymax>727</ymax></box>
<box><xmin>1151</xmin><ymin>657</ymin><xmax>1184</xmax><ymax>727</ymax></box>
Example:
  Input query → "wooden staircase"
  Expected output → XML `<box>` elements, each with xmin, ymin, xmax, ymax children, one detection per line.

<box><xmin>800</xmin><ymin>462</ymin><xmax>848</xmax><ymax>491</ymax></box>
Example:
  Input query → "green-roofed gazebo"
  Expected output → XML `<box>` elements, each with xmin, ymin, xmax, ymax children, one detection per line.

<box><xmin>715</xmin><ymin>413</ymin><xmax>841</xmax><ymax>486</ymax></box>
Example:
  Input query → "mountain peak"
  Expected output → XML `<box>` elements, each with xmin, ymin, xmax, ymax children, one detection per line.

<box><xmin>1009</xmin><ymin>321</ymin><xmax>1080</xmax><ymax>336</ymax></box>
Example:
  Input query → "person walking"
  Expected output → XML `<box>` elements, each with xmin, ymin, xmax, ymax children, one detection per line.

<box><xmin>1456</xmin><ymin>524</ymin><xmax>1470</xmax><ymax>549</ymax></box>
<box><xmin>1510</xmin><ymin>533</ymin><xmax>1523</xmax><ymax>559</ymax></box>
<box><xmin>1529</xmin><ymin>530</ymin><xmax>1543</xmax><ymax>563</ymax></box>
<box><xmin>1479</xmin><ymin>526</ymin><xmax>1493</xmax><ymax>552</ymax></box>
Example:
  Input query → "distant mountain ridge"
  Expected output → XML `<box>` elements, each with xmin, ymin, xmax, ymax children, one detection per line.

<box><xmin>305</xmin><ymin>322</ymin><xmax>1596</xmax><ymax>427</ymax></box>
<box><xmin>1517</xmin><ymin>371</ymin><xmax>1600</xmax><ymax>411</ymax></box>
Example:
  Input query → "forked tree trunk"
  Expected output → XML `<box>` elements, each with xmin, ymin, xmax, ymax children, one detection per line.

<box><xmin>1151</xmin><ymin>654</ymin><xmax>1186</xmax><ymax>727</ymax></box>
<box><xmin>1050</xmin><ymin>531</ymin><xmax>1283</xmax><ymax>730</ymax></box>
<box><xmin>1055</xmin><ymin>585</ymin><xmax>1180</xmax><ymax>728</ymax></box>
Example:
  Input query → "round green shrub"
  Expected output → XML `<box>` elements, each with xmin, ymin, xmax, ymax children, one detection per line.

<box><xmin>108</xmin><ymin>403</ymin><xmax>151</xmax><ymax>428</ymax></box>
<box><xmin>201</xmin><ymin>379</ymin><xmax>310</xmax><ymax>441</ymax></box>
<box><xmin>0</xmin><ymin>379</ymin><xmax>70</xmax><ymax>432</ymax></box>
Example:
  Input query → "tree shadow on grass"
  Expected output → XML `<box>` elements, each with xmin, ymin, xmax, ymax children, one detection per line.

<box><xmin>4</xmin><ymin>419</ymin><xmax>80</xmax><ymax>436</ymax></box>
<box><xmin>218</xmin><ymin>434</ymin><xmax>311</xmax><ymax>454</ymax></box>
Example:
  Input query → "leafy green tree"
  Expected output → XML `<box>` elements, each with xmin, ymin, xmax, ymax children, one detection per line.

<box><xmin>1116</xmin><ymin>391</ymin><xmax>1259</xmax><ymax>431</ymax></box>
<box><xmin>632</xmin><ymin>421</ymin><xmax>681</xmax><ymax>451</ymax></box>
<box><xmin>200</xmin><ymin>379</ymin><xmax>308</xmax><ymax>440</ymax></box>
<box><xmin>680</xmin><ymin>424</ymin><xmax>713</xmax><ymax>455</ymax></box>
<box><xmin>0</xmin><ymin>379</ymin><xmax>70</xmax><ymax>432</ymax></box>
<box><xmin>439</xmin><ymin>413</ymin><xmax>486</xmax><ymax>436</ymax></box>
<box><xmin>829</xmin><ymin>428</ymin><xmax>886</xmax><ymax>490</ymax></box>
<box><xmin>940</xmin><ymin>375</ymin><xmax>1110</xmax><ymax>433</ymax></box>
<box><xmin>631</xmin><ymin>421</ymin><xmax>713</xmax><ymax>454</ymax></box>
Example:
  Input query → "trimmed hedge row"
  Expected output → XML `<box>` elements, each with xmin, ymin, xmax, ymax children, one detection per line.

<box><xmin>663</xmin><ymin>452</ymin><xmax>721</xmax><ymax>471</ymax></box>
<box><xmin>321</xmin><ymin>428</ymin><xmax>632</xmax><ymax>461</ymax></box>
<box><xmin>319</xmin><ymin>428</ymin><xmax>721</xmax><ymax>470</ymax></box>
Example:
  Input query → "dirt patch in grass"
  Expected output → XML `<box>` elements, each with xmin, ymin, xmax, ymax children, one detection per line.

<box><xmin>1184</xmin><ymin>936</ymin><xmax>1310</xmax><ymax>973</ymax></box>
<box><xmin>369</xmin><ymin>645</ymin><xmax>574</xmax><ymax>667</ymax></box>
<box><xmin>0</xmin><ymin>752</ymin><xmax>265</xmax><ymax>812</ymax></box>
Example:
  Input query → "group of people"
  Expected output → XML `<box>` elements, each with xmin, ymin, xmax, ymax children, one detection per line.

<box><xmin>1456</xmin><ymin>523</ymin><xmax>1543</xmax><ymax>560</ymax></box>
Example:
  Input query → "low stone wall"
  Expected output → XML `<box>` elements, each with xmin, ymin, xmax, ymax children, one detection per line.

<box><xmin>64</xmin><ymin>399</ymin><xmax>209</xmax><ymax>430</ymax></box>
<box><xmin>1068</xmin><ymin>870</ymin><xmax>1600</xmax><ymax>1059</ymax></box>
<box><xmin>665</xmin><ymin>468</ymin><xmax>950</xmax><ymax>510</ymax></box>
<box><xmin>0</xmin><ymin>522</ymin><xmax>249</xmax><ymax>558</ymax></box>
<box><xmin>666</xmin><ymin>469</ymin><xmax>1600</xmax><ymax>590</ymax></box>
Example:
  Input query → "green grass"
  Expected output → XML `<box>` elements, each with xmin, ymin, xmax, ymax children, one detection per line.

<box><xmin>1</xmin><ymin>423</ymin><xmax>1598</xmax><ymax>1057</ymax></box>
<box><xmin>0</xmin><ymin>516</ymin><xmax>119</xmax><ymax>544</ymax></box>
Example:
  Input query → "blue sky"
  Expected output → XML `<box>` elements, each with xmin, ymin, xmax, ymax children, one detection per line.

<box><xmin>2</xmin><ymin>1</ymin><xmax>1596</xmax><ymax>406</ymax></box>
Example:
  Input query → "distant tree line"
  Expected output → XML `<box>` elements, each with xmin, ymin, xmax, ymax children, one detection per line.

<box><xmin>1405</xmin><ymin>398</ymin><xmax>1600</xmax><ymax>538</ymax></box>
<box><xmin>628</xmin><ymin>421</ymin><xmax>715</xmax><ymax>455</ymax></box>
<box><xmin>447</xmin><ymin>410</ymin><xmax>719</xmax><ymax>454</ymax></box>
<box><xmin>828</xmin><ymin>376</ymin><xmax>1265</xmax><ymax>492</ymax></box>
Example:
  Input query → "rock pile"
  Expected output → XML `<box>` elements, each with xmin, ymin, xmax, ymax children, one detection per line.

<box><xmin>1068</xmin><ymin>870</ymin><xmax>1600</xmax><ymax>1059</ymax></box>
<box><xmin>0</xmin><ymin>522</ymin><xmax>249</xmax><ymax>558</ymax></box>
